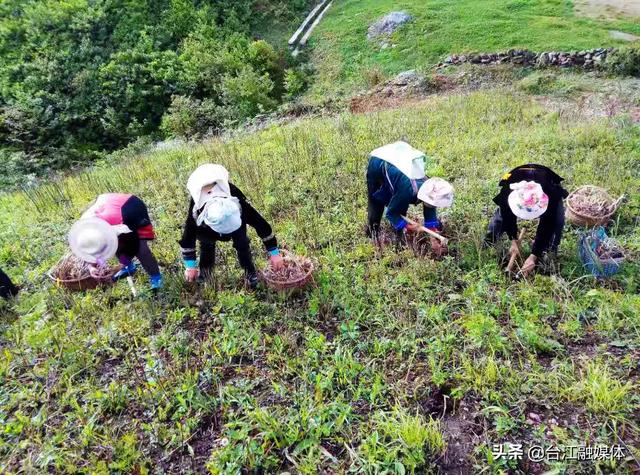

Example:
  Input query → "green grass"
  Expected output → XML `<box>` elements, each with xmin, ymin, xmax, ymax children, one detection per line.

<box><xmin>1</xmin><ymin>86</ymin><xmax>640</xmax><ymax>472</ymax></box>
<box><xmin>306</xmin><ymin>0</ymin><xmax>640</xmax><ymax>97</ymax></box>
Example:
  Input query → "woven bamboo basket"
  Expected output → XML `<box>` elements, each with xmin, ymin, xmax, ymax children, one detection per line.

<box><xmin>261</xmin><ymin>250</ymin><xmax>314</xmax><ymax>291</ymax></box>
<box><xmin>48</xmin><ymin>254</ymin><xmax>118</xmax><ymax>291</ymax></box>
<box><xmin>566</xmin><ymin>185</ymin><xmax>622</xmax><ymax>227</ymax></box>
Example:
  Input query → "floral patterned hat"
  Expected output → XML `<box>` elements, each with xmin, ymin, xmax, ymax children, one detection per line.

<box><xmin>507</xmin><ymin>181</ymin><xmax>549</xmax><ymax>220</ymax></box>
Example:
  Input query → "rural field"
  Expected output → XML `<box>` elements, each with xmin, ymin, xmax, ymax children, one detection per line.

<box><xmin>307</xmin><ymin>0</ymin><xmax>640</xmax><ymax>97</ymax></box>
<box><xmin>2</xmin><ymin>85</ymin><xmax>640</xmax><ymax>472</ymax></box>
<box><xmin>1</xmin><ymin>0</ymin><xmax>640</xmax><ymax>474</ymax></box>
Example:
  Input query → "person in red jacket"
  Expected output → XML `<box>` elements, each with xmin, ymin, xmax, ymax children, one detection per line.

<box><xmin>68</xmin><ymin>194</ymin><xmax>162</xmax><ymax>291</ymax></box>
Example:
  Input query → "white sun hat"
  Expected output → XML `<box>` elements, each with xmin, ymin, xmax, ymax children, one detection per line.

<box><xmin>187</xmin><ymin>164</ymin><xmax>232</xmax><ymax>209</ymax></box>
<box><xmin>370</xmin><ymin>141</ymin><xmax>426</xmax><ymax>179</ymax></box>
<box><xmin>507</xmin><ymin>180</ymin><xmax>549</xmax><ymax>220</ymax></box>
<box><xmin>417</xmin><ymin>177</ymin><xmax>454</xmax><ymax>208</ymax></box>
<box><xmin>68</xmin><ymin>217</ymin><xmax>119</xmax><ymax>264</ymax></box>
<box><xmin>197</xmin><ymin>197</ymin><xmax>242</xmax><ymax>234</ymax></box>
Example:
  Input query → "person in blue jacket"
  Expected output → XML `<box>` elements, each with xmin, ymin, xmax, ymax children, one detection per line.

<box><xmin>366</xmin><ymin>141</ymin><xmax>454</xmax><ymax>249</ymax></box>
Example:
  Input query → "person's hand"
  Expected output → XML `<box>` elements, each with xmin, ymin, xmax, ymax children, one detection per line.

<box><xmin>509</xmin><ymin>239</ymin><xmax>521</xmax><ymax>258</ymax></box>
<box><xmin>269</xmin><ymin>253</ymin><xmax>284</xmax><ymax>270</ymax></box>
<box><xmin>184</xmin><ymin>268</ymin><xmax>199</xmax><ymax>282</ymax></box>
<box><xmin>520</xmin><ymin>254</ymin><xmax>537</xmax><ymax>277</ymax></box>
<box><xmin>88</xmin><ymin>264</ymin><xmax>101</xmax><ymax>279</ymax></box>
<box><xmin>405</xmin><ymin>222</ymin><xmax>421</xmax><ymax>234</ymax></box>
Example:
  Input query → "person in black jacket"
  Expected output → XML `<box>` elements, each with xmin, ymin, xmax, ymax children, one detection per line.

<box><xmin>486</xmin><ymin>164</ymin><xmax>568</xmax><ymax>276</ymax></box>
<box><xmin>179</xmin><ymin>164</ymin><xmax>283</xmax><ymax>288</ymax></box>
<box><xmin>0</xmin><ymin>268</ymin><xmax>18</xmax><ymax>299</ymax></box>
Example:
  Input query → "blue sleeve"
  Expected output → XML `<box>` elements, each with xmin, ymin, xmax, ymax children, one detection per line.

<box><xmin>423</xmin><ymin>205</ymin><xmax>439</xmax><ymax>229</ymax></box>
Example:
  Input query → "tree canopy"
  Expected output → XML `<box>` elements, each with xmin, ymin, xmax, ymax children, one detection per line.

<box><xmin>0</xmin><ymin>0</ymin><xmax>310</xmax><ymax>183</ymax></box>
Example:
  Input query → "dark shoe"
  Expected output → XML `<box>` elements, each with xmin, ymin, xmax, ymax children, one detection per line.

<box><xmin>245</xmin><ymin>272</ymin><xmax>259</xmax><ymax>290</ymax></box>
<box><xmin>366</xmin><ymin>223</ymin><xmax>380</xmax><ymax>238</ymax></box>
<box><xmin>482</xmin><ymin>233</ymin><xmax>496</xmax><ymax>249</ymax></box>
<box><xmin>112</xmin><ymin>263</ymin><xmax>138</xmax><ymax>282</ymax></box>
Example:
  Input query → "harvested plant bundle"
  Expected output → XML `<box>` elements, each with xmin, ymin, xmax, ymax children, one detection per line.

<box><xmin>579</xmin><ymin>227</ymin><xmax>625</xmax><ymax>278</ymax></box>
<box><xmin>262</xmin><ymin>251</ymin><xmax>314</xmax><ymax>290</ymax></box>
<box><xmin>406</xmin><ymin>233</ymin><xmax>432</xmax><ymax>257</ymax></box>
<box><xmin>91</xmin><ymin>264</ymin><xmax>116</xmax><ymax>282</ymax></box>
<box><xmin>52</xmin><ymin>254</ymin><xmax>92</xmax><ymax>280</ymax></box>
<box><xmin>595</xmin><ymin>238</ymin><xmax>625</xmax><ymax>261</ymax></box>
<box><xmin>49</xmin><ymin>253</ymin><xmax>116</xmax><ymax>290</ymax></box>
<box><xmin>566</xmin><ymin>185</ymin><xmax>621</xmax><ymax>226</ymax></box>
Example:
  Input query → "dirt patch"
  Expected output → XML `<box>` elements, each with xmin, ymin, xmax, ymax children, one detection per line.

<box><xmin>350</xmin><ymin>71</ymin><xmax>446</xmax><ymax>114</ymax></box>
<box><xmin>436</xmin><ymin>397</ymin><xmax>483</xmax><ymax>474</ymax></box>
<box><xmin>156</xmin><ymin>410</ymin><xmax>222</xmax><ymax>474</ymax></box>
<box><xmin>609</xmin><ymin>30</ymin><xmax>640</xmax><ymax>42</ymax></box>
<box><xmin>575</xmin><ymin>0</ymin><xmax>640</xmax><ymax>19</ymax></box>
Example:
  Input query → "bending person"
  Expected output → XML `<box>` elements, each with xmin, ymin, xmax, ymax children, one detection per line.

<box><xmin>486</xmin><ymin>164</ymin><xmax>568</xmax><ymax>277</ymax></box>
<box><xmin>367</xmin><ymin>141</ymin><xmax>454</xmax><ymax>252</ymax></box>
<box><xmin>179</xmin><ymin>164</ymin><xmax>283</xmax><ymax>289</ymax></box>
<box><xmin>0</xmin><ymin>268</ymin><xmax>18</xmax><ymax>299</ymax></box>
<box><xmin>68</xmin><ymin>194</ymin><xmax>162</xmax><ymax>291</ymax></box>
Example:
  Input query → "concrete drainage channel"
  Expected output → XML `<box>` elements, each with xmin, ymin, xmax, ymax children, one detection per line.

<box><xmin>288</xmin><ymin>0</ymin><xmax>333</xmax><ymax>56</ymax></box>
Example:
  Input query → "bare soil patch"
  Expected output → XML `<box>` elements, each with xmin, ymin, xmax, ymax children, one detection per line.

<box><xmin>575</xmin><ymin>0</ymin><xmax>640</xmax><ymax>19</ymax></box>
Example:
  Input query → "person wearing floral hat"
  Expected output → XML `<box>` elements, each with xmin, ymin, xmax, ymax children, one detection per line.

<box><xmin>179</xmin><ymin>164</ymin><xmax>283</xmax><ymax>289</ymax></box>
<box><xmin>68</xmin><ymin>194</ymin><xmax>162</xmax><ymax>292</ymax></box>
<box><xmin>0</xmin><ymin>267</ymin><xmax>18</xmax><ymax>299</ymax></box>
<box><xmin>485</xmin><ymin>164</ymin><xmax>569</xmax><ymax>276</ymax></box>
<box><xmin>366</xmin><ymin>141</ymin><xmax>454</xmax><ymax>252</ymax></box>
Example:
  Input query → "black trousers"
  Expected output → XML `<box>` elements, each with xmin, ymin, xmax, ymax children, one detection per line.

<box><xmin>116</xmin><ymin>240</ymin><xmax>160</xmax><ymax>276</ymax></box>
<box><xmin>198</xmin><ymin>224</ymin><xmax>256</xmax><ymax>277</ymax></box>
<box><xmin>486</xmin><ymin>202</ymin><xmax>564</xmax><ymax>253</ymax></box>
<box><xmin>0</xmin><ymin>268</ymin><xmax>18</xmax><ymax>299</ymax></box>
<box><xmin>367</xmin><ymin>198</ymin><xmax>386</xmax><ymax>233</ymax></box>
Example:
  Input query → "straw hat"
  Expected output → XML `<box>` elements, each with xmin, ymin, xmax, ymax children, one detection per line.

<box><xmin>417</xmin><ymin>177</ymin><xmax>454</xmax><ymax>208</ymax></box>
<box><xmin>187</xmin><ymin>164</ymin><xmax>232</xmax><ymax>209</ymax></box>
<box><xmin>508</xmin><ymin>180</ymin><xmax>549</xmax><ymax>220</ymax></box>
<box><xmin>68</xmin><ymin>217</ymin><xmax>119</xmax><ymax>264</ymax></box>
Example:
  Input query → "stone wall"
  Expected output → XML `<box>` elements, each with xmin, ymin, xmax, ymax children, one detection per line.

<box><xmin>441</xmin><ymin>48</ymin><xmax>616</xmax><ymax>70</ymax></box>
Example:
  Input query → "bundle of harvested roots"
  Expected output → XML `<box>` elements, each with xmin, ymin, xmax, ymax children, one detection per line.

<box><xmin>567</xmin><ymin>186</ymin><xmax>617</xmax><ymax>218</ymax></box>
<box><xmin>52</xmin><ymin>254</ymin><xmax>113</xmax><ymax>281</ymax></box>
<box><xmin>91</xmin><ymin>264</ymin><xmax>115</xmax><ymax>281</ymax></box>
<box><xmin>596</xmin><ymin>239</ymin><xmax>625</xmax><ymax>261</ymax></box>
<box><xmin>52</xmin><ymin>254</ymin><xmax>92</xmax><ymax>281</ymax></box>
<box><xmin>262</xmin><ymin>252</ymin><xmax>313</xmax><ymax>288</ymax></box>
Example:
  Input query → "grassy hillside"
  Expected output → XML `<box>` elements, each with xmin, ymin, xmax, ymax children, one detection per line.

<box><xmin>1</xmin><ymin>83</ymin><xmax>639</xmax><ymax>472</ymax></box>
<box><xmin>307</xmin><ymin>0</ymin><xmax>640</xmax><ymax>97</ymax></box>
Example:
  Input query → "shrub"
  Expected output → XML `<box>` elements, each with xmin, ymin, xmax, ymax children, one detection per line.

<box><xmin>0</xmin><ymin>0</ymin><xmax>307</xmax><ymax>180</ymax></box>
<box><xmin>221</xmin><ymin>67</ymin><xmax>277</xmax><ymax>121</ymax></box>
<box><xmin>160</xmin><ymin>96</ymin><xmax>223</xmax><ymax>139</ymax></box>
<box><xmin>605</xmin><ymin>47</ymin><xmax>640</xmax><ymax>77</ymax></box>
<box><xmin>284</xmin><ymin>68</ymin><xmax>310</xmax><ymax>99</ymax></box>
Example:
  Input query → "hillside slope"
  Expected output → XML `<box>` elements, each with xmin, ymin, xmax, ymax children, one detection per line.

<box><xmin>1</xmin><ymin>84</ymin><xmax>639</xmax><ymax>472</ymax></box>
<box><xmin>307</xmin><ymin>0</ymin><xmax>640</xmax><ymax>97</ymax></box>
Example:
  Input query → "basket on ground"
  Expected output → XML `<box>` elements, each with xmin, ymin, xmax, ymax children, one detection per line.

<box><xmin>48</xmin><ymin>254</ymin><xmax>117</xmax><ymax>291</ymax></box>
<box><xmin>261</xmin><ymin>250</ymin><xmax>314</xmax><ymax>291</ymax></box>
<box><xmin>566</xmin><ymin>185</ymin><xmax>622</xmax><ymax>227</ymax></box>
<box><xmin>579</xmin><ymin>227</ymin><xmax>625</xmax><ymax>279</ymax></box>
